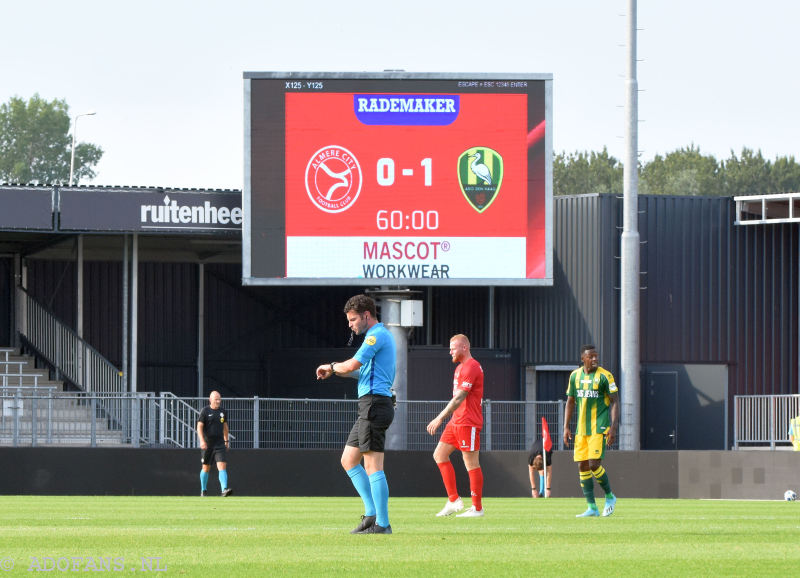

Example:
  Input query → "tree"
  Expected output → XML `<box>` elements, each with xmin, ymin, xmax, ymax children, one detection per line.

<box><xmin>768</xmin><ymin>154</ymin><xmax>800</xmax><ymax>194</ymax></box>
<box><xmin>555</xmin><ymin>145</ymin><xmax>800</xmax><ymax>197</ymax></box>
<box><xmin>721</xmin><ymin>148</ymin><xmax>800</xmax><ymax>197</ymax></box>
<box><xmin>553</xmin><ymin>147</ymin><xmax>624</xmax><ymax>196</ymax></box>
<box><xmin>721</xmin><ymin>148</ymin><xmax>771</xmax><ymax>197</ymax></box>
<box><xmin>640</xmin><ymin>145</ymin><xmax>722</xmax><ymax>196</ymax></box>
<box><xmin>0</xmin><ymin>94</ymin><xmax>103</xmax><ymax>185</ymax></box>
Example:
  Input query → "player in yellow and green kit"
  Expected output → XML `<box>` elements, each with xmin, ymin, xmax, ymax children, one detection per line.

<box><xmin>563</xmin><ymin>344</ymin><xmax>619</xmax><ymax>517</ymax></box>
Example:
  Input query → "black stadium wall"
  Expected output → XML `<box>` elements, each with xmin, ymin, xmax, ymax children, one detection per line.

<box><xmin>3</xmin><ymin>447</ymin><xmax>797</xmax><ymax>500</ymax></box>
<box><xmin>0</xmin><ymin>257</ymin><xmax>11</xmax><ymax>345</ymax></box>
<box><xmin>2</xmin><ymin>189</ymin><xmax>798</xmax><ymax>445</ymax></box>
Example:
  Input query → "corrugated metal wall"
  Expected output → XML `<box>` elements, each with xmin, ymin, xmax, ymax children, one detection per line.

<box><xmin>730</xmin><ymin>216</ymin><xmax>798</xmax><ymax>395</ymax></box>
<box><xmin>637</xmin><ymin>195</ymin><xmax>798</xmax><ymax>398</ymax></box>
<box><xmin>496</xmin><ymin>194</ymin><xmax>620</xmax><ymax>371</ymax></box>
<box><xmin>0</xmin><ymin>258</ymin><xmax>11</xmax><ymax>345</ymax></box>
<box><xmin>136</xmin><ymin>262</ymin><xmax>198</xmax><ymax>395</ymax></box>
<box><xmin>83</xmin><ymin>261</ymin><xmax>123</xmax><ymax>368</ymax></box>
<box><xmin>26</xmin><ymin>258</ymin><xmax>76</xmax><ymax>329</ymax></box>
<box><xmin>420</xmin><ymin>195</ymin><xmax>621</xmax><ymax>373</ymax></box>
<box><xmin>640</xmin><ymin>195</ymin><xmax>732</xmax><ymax>362</ymax></box>
<box><xmin>203</xmin><ymin>265</ymin><xmax>366</xmax><ymax>397</ymax></box>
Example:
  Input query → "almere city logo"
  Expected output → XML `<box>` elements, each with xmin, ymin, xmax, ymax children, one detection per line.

<box><xmin>305</xmin><ymin>145</ymin><xmax>363</xmax><ymax>213</ymax></box>
<box><xmin>457</xmin><ymin>147</ymin><xmax>503</xmax><ymax>213</ymax></box>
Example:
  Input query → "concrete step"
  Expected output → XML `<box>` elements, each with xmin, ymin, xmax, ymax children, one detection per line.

<box><xmin>2</xmin><ymin>398</ymin><xmax>128</xmax><ymax>429</ymax></box>
<box><xmin>0</xmin><ymin>349</ymin><xmax>131</xmax><ymax>446</ymax></box>
<box><xmin>0</xmin><ymin>362</ymin><xmax>36</xmax><ymax>376</ymax></box>
<box><xmin>2</xmin><ymin>404</ymin><xmax>121</xmax><ymax>419</ymax></box>
<box><xmin>0</xmin><ymin>417</ymin><xmax>124</xmax><ymax>432</ymax></box>
<box><xmin>0</xmin><ymin>373</ymin><xmax>51</xmax><ymax>383</ymax></box>
<box><xmin>1</xmin><ymin>417</ymin><xmax>124</xmax><ymax>434</ymax></box>
<box><xmin>0</xmin><ymin>349</ymin><xmax>22</xmax><ymax>364</ymax></box>
<box><xmin>0</xmin><ymin>349</ymin><xmax>64</xmax><ymax>391</ymax></box>
<box><xmin>0</xmin><ymin>363</ymin><xmax>47</xmax><ymax>374</ymax></box>
<box><xmin>0</xmin><ymin>435</ymin><xmax>128</xmax><ymax>447</ymax></box>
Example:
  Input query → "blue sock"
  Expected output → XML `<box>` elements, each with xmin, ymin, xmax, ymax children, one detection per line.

<box><xmin>346</xmin><ymin>465</ymin><xmax>375</xmax><ymax>517</ymax></box>
<box><xmin>218</xmin><ymin>469</ymin><xmax>228</xmax><ymax>491</ymax></box>
<box><xmin>369</xmin><ymin>470</ymin><xmax>390</xmax><ymax>528</ymax></box>
<box><xmin>200</xmin><ymin>470</ymin><xmax>209</xmax><ymax>492</ymax></box>
<box><xmin>538</xmin><ymin>473</ymin><xmax>545</xmax><ymax>495</ymax></box>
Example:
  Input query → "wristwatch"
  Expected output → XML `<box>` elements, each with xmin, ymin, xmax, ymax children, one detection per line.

<box><xmin>330</xmin><ymin>362</ymin><xmax>337</xmax><ymax>373</ymax></box>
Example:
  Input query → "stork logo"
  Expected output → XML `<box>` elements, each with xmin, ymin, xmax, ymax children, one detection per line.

<box><xmin>305</xmin><ymin>145</ymin><xmax>363</xmax><ymax>213</ymax></box>
<box><xmin>457</xmin><ymin>147</ymin><xmax>503</xmax><ymax>213</ymax></box>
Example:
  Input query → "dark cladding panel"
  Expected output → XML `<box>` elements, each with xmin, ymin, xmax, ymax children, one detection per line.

<box><xmin>58</xmin><ymin>188</ymin><xmax>242</xmax><ymax>233</ymax></box>
<box><xmin>135</xmin><ymin>262</ymin><xmax>198</xmax><ymax>394</ymax></box>
<box><xmin>730</xmin><ymin>219</ymin><xmax>798</xmax><ymax>396</ymax></box>
<box><xmin>26</xmin><ymin>259</ymin><xmax>76</xmax><ymax>328</ymax></box>
<box><xmin>407</xmin><ymin>347</ymin><xmax>520</xmax><ymax>401</ymax></box>
<box><xmin>0</xmin><ymin>187</ymin><xmax>53</xmax><ymax>230</ymax></box>
<box><xmin>491</xmin><ymin>194</ymin><xmax>619</xmax><ymax>371</ymax></box>
<box><xmin>84</xmin><ymin>261</ymin><xmax>123</xmax><ymax>367</ymax></box>
<box><xmin>0</xmin><ymin>258</ymin><xmax>11</xmax><ymax>344</ymax></box>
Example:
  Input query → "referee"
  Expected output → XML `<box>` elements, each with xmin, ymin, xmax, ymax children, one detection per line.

<box><xmin>316</xmin><ymin>294</ymin><xmax>396</xmax><ymax>534</ymax></box>
<box><xmin>197</xmin><ymin>390</ymin><xmax>233</xmax><ymax>497</ymax></box>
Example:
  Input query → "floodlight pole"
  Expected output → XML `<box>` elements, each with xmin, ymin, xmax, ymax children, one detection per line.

<box><xmin>69</xmin><ymin>111</ymin><xmax>96</xmax><ymax>186</ymax></box>
<box><xmin>620</xmin><ymin>0</ymin><xmax>641</xmax><ymax>450</ymax></box>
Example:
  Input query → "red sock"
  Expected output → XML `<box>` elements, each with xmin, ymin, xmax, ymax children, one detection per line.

<box><xmin>437</xmin><ymin>461</ymin><xmax>459</xmax><ymax>501</ymax></box>
<box><xmin>468</xmin><ymin>467</ymin><xmax>483</xmax><ymax>510</ymax></box>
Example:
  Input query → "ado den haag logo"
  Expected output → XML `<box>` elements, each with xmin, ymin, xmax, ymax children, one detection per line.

<box><xmin>457</xmin><ymin>146</ymin><xmax>503</xmax><ymax>213</ymax></box>
<box><xmin>305</xmin><ymin>145</ymin><xmax>362</xmax><ymax>213</ymax></box>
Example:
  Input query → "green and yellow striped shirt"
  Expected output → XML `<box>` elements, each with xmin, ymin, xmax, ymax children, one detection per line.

<box><xmin>566</xmin><ymin>366</ymin><xmax>618</xmax><ymax>436</ymax></box>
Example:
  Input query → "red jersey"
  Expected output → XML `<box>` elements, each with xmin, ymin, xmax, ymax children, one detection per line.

<box><xmin>451</xmin><ymin>357</ymin><xmax>484</xmax><ymax>427</ymax></box>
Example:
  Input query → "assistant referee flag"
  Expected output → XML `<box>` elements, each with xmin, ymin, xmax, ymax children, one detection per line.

<box><xmin>542</xmin><ymin>417</ymin><xmax>552</xmax><ymax>452</ymax></box>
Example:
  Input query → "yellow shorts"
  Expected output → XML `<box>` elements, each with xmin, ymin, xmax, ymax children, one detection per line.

<box><xmin>573</xmin><ymin>433</ymin><xmax>606</xmax><ymax>462</ymax></box>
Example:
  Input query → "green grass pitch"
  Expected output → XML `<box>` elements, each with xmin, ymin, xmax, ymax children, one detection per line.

<box><xmin>1</xmin><ymin>496</ymin><xmax>797</xmax><ymax>576</ymax></box>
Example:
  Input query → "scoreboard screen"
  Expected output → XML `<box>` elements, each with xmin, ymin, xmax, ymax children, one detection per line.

<box><xmin>243</xmin><ymin>72</ymin><xmax>552</xmax><ymax>286</ymax></box>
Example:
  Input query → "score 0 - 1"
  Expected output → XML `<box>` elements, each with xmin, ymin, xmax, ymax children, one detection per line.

<box><xmin>376</xmin><ymin>158</ymin><xmax>432</xmax><ymax>187</ymax></box>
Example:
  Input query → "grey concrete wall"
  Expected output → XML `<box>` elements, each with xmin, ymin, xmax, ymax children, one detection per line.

<box><xmin>1</xmin><ymin>448</ymin><xmax>796</xmax><ymax>499</ymax></box>
<box><xmin>678</xmin><ymin>450</ymin><xmax>800</xmax><ymax>499</ymax></box>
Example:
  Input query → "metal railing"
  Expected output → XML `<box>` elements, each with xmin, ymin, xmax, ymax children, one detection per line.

<box><xmin>157</xmin><ymin>393</ymin><xmax>203</xmax><ymax>448</ymax></box>
<box><xmin>5</xmin><ymin>381</ymin><xmax>797</xmax><ymax>451</ymax></box>
<box><xmin>154</xmin><ymin>397</ymin><xmax>570</xmax><ymax>451</ymax></box>
<box><xmin>0</xmin><ymin>389</ymin><xmax>157</xmax><ymax>447</ymax></box>
<box><xmin>734</xmin><ymin>394</ymin><xmax>800</xmax><ymax>449</ymax></box>
<box><xmin>2</xmin><ymin>373</ymin><xmax>43</xmax><ymax>387</ymax></box>
<box><xmin>1</xmin><ymin>390</ymin><xmax>571</xmax><ymax>451</ymax></box>
<box><xmin>16</xmin><ymin>287</ymin><xmax>125</xmax><ymax>394</ymax></box>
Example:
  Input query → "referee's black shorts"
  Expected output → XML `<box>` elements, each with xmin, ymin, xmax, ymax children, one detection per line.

<box><xmin>201</xmin><ymin>442</ymin><xmax>227</xmax><ymax>465</ymax></box>
<box><xmin>346</xmin><ymin>394</ymin><xmax>395</xmax><ymax>453</ymax></box>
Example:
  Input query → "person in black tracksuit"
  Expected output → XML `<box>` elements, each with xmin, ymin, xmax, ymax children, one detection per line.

<box><xmin>197</xmin><ymin>390</ymin><xmax>232</xmax><ymax>497</ymax></box>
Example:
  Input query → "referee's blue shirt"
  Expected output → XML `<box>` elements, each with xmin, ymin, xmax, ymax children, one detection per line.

<box><xmin>353</xmin><ymin>322</ymin><xmax>396</xmax><ymax>398</ymax></box>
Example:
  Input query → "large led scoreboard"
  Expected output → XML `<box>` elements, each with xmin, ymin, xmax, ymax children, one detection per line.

<box><xmin>243</xmin><ymin>72</ymin><xmax>552</xmax><ymax>286</ymax></box>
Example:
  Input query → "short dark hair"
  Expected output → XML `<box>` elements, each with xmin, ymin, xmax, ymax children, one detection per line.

<box><xmin>581</xmin><ymin>344</ymin><xmax>596</xmax><ymax>355</ymax></box>
<box><xmin>344</xmin><ymin>294</ymin><xmax>377</xmax><ymax>318</ymax></box>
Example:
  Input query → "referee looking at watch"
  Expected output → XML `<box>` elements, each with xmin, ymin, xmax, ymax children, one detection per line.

<box><xmin>316</xmin><ymin>294</ymin><xmax>396</xmax><ymax>534</ymax></box>
<box><xmin>197</xmin><ymin>390</ymin><xmax>233</xmax><ymax>497</ymax></box>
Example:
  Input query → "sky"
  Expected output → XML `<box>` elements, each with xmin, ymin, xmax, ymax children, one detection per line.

<box><xmin>3</xmin><ymin>0</ymin><xmax>799</xmax><ymax>190</ymax></box>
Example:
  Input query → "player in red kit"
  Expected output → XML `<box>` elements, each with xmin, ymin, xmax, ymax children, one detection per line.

<box><xmin>426</xmin><ymin>334</ymin><xmax>485</xmax><ymax>517</ymax></box>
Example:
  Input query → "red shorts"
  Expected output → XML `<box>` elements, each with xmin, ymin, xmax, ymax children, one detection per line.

<box><xmin>440</xmin><ymin>421</ymin><xmax>481</xmax><ymax>452</ymax></box>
